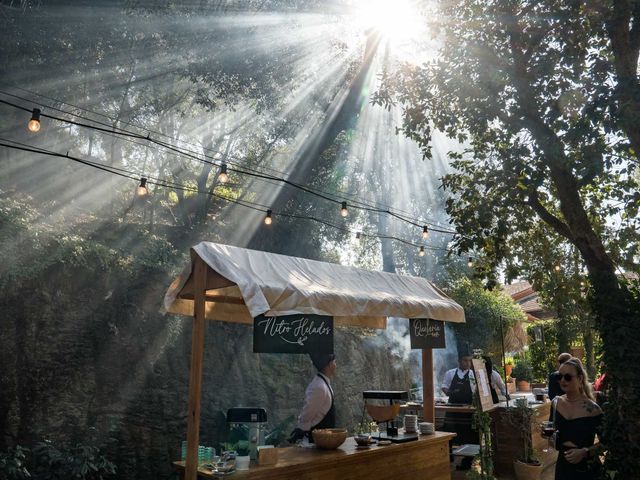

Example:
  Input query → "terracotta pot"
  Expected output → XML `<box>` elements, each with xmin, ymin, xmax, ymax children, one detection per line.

<box><xmin>513</xmin><ymin>459</ymin><xmax>543</xmax><ymax>480</ymax></box>
<box><xmin>516</xmin><ymin>380</ymin><xmax>531</xmax><ymax>392</ymax></box>
<box><xmin>507</xmin><ymin>381</ymin><xmax>516</xmax><ymax>394</ymax></box>
<box><xmin>505</xmin><ymin>364</ymin><xmax>513</xmax><ymax>377</ymax></box>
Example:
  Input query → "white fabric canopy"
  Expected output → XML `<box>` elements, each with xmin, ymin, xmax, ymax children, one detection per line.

<box><xmin>164</xmin><ymin>242</ymin><xmax>465</xmax><ymax>328</ymax></box>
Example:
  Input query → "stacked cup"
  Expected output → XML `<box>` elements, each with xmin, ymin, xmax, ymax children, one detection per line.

<box><xmin>404</xmin><ymin>415</ymin><xmax>418</xmax><ymax>433</ymax></box>
<box><xmin>419</xmin><ymin>422</ymin><xmax>434</xmax><ymax>435</ymax></box>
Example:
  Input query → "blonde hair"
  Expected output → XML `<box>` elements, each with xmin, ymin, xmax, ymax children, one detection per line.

<box><xmin>562</xmin><ymin>357</ymin><xmax>594</xmax><ymax>401</ymax></box>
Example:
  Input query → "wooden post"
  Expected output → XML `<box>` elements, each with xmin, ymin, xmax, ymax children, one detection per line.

<box><xmin>422</xmin><ymin>348</ymin><xmax>435</xmax><ymax>423</ymax></box>
<box><xmin>185</xmin><ymin>257</ymin><xmax>208</xmax><ymax>480</ymax></box>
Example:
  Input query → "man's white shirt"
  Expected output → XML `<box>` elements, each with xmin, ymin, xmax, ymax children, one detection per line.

<box><xmin>441</xmin><ymin>368</ymin><xmax>476</xmax><ymax>392</ymax></box>
<box><xmin>297</xmin><ymin>373</ymin><xmax>333</xmax><ymax>431</ymax></box>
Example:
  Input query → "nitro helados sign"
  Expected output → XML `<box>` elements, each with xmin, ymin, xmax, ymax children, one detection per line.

<box><xmin>253</xmin><ymin>314</ymin><xmax>334</xmax><ymax>354</ymax></box>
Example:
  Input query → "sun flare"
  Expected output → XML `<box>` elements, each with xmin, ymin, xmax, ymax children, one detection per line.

<box><xmin>352</xmin><ymin>0</ymin><xmax>425</xmax><ymax>45</ymax></box>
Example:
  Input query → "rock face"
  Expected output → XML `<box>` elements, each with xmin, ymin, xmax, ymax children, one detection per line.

<box><xmin>0</xmin><ymin>240</ymin><xmax>412</xmax><ymax>480</ymax></box>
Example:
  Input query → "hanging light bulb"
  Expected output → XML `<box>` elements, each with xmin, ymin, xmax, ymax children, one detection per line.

<box><xmin>28</xmin><ymin>108</ymin><xmax>41</xmax><ymax>132</ymax></box>
<box><xmin>467</xmin><ymin>257</ymin><xmax>474</xmax><ymax>268</ymax></box>
<box><xmin>340</xmin><ymin>201</ymin><xmax>348</xmax><ymax>217</ymax></box>
<box><xmin>137</xmin><ymin>177</ymin><xmax>148</xmax><ymax>197</ymax></box>
<box><xmin>419</xmin><ymin>246</ymin><xmax>425</xmax><ymax>257</ymax></box>
<box><xmin>554</xmin><ymin>265</ymin><xmax>561</xmax><ymax>272</ymax></box>
<box><xmin>264</xmin><ymin>209</ymin><xmax>272</xmax><ymax>225</ymax></box>
<box><xmin>422</xmin><ymin>225</ymin><xmax>429</xmax><ymax>239</ymax></box>
<box><xmin>356</xmin><ymin>232</ymin><xmax>361</xmax><ymax>240</ymax></box>
<box><xmin>218</xmin><ymin>163</ymin><xmax>229</xmax><ymax>183</ymax></box>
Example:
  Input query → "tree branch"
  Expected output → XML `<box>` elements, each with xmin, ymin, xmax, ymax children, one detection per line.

<box><xmin>526</xmin><ymin>190</ymin><xmax>574</xmax><ymax>242</ymax></box>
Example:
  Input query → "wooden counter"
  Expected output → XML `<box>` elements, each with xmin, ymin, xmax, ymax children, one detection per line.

<box><xmin>490</xmin><ymin>401</ymin><xmax>557</xmax><ymax>477</ymax></box>
<box><xmin>174</xmin><ymin>431</ymin><xmax>455</xmax><ymax>480</ymax></box>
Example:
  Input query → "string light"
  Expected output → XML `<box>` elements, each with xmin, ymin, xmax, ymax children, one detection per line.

<box><xmin>264</xmin><ymin>209</ymin><xmax>272</xmax><ymax>225</ymax></box>
<box><xmin>554</xmin><ymin>265</ymin><xmax>561</xmax><ymax>272</ymax></box>
<box><xmin>218</xmin><ymin>163</ymin><xmax>229</xmax><ymax>183</ymax></box>
<box><xmin>137</xmin><ymin>177</ymin><xmax>148</xmax><ymax>197</ymax></box>
<box><xmin>467</xmin><ymin>257</ymin><xmax>474</xmax><ymax>268</ymax></box>
<box><xmin>0</xmin><ymin>140</ymin><xmax>455</xmax><ymax>253</ymax></box>
<box><xmin>28</xmin><ymin>108</ymin><xmax>41</xmax><ymax>132</ymax></box>
<box><xmin>0</xmin><ymin>94</ymin><xmax>467</xmax><ymax>237</ymax></box>
<box><xmin>340</xmin><ymin>201</ymin><xmax>348</xmax><ymax>217</ymax></box>
<box><xmin>422</xmin><ymin>225</ymin><xmax>429</xmax><ymax>239</ymax></box>
<box><xmin>419</xmin><ymin>246</ymin><xmax>425</xmax><ymax>256</ymax></box>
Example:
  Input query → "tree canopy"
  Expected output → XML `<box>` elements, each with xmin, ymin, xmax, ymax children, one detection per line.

<box><xmin>376</xmin><ymin>0</ymin><xmax>640</xmax><ymax>474</ymax></box>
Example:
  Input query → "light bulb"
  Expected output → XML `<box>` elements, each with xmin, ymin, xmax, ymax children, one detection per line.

<box><xmin>340</xmin><ymin>201</ymin><xmax>348</xmax><ymax>217</ymax></box>
<box><xmin>419</xmin><ymin>246</ymin><xmax>425</xmax><ymax>257</ymax></box>
<box><xmin>554</xmin><ymin>265</ymin><xmax>561</xmax><ymax>272</ymax></box>
<box><xmin>137</xmin><ymin>177</ymin><xmax>148</xmax><ymax>197</ymax></box>
<box><xmin>218</xmin><ymin>164</ymin><xmax>229</xmax><ymax>183</ymax></box>
<box><xmin>356</xmin><ymin>232</ymin><xmax>361</xmax><ymax>240</ymax></box>
<box><xmin>28</xmin><ymin>108</ymin><xmax>41</xmax><ymax>132</ymax></box>
<box><xmin>264</xmin><ymin>209</ymin><xmax>272</xmax><ymax>225</ymax></box>
<box><xmin>422</xmin><ymin>225</ymin><xmax>429</xmax><ymax>239</ymax></box>
<box><xmin>467</xmin><ymin>257</ymin><xmax>473</xmax><ymax>268</ymax></box>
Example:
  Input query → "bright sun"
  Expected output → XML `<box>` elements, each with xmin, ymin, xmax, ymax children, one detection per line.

<box><xmin>352</xmin><ymin>0</ymin><xmax>425</xmax><ymax>45</ymax></box>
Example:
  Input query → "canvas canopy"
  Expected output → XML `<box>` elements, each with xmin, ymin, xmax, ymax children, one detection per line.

<box><xmin>164</xmin><ymin>242</ymin><xmax>465</xmax><ymax>327</ymax></box>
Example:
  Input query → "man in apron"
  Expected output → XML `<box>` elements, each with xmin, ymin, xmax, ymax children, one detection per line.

<box><xmin>288</xmin><ymin>353</ymin><xmax>336</xmax><ymax>443</ymax></box>
<box><xmin>441</xmin><ymin>352</ymin><xmax>478</xmax><ymax>446</ymax></box>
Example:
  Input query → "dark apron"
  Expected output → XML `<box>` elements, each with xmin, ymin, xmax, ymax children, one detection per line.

<box><xmin>443</xmin><ymin>369</ymin><xmax>477</xmax><ymax>444</ymax></box>
<box><xmin>309</xmin><ymin>374</ymin><xmax>335</xmax><ymax>442</ymax></box>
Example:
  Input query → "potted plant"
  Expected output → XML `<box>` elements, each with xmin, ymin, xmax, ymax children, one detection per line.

<box><xmin>505</xmin><ymin>400</ymin><xmax>543</xmax><ymax>480</ymax></box>
<box><xmin>506</xmin><ymin>375</ymin><xmax>517</xmax><ymax>394</ymax></box>
<box><xmin>504</xmin><ymin>357</ymin><xmax>514</xmax><ymax>378</ymax></box>
<box><xmin>512</xmin><ymin>360</ymin><xmax>534</xmax><ymax>392</ymax></box>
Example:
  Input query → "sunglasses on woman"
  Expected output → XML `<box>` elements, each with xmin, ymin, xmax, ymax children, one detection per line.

<box><xmin>559</xmin><ymin>373</ymin><xmax>575</xmax><ymax>381</ymax></box>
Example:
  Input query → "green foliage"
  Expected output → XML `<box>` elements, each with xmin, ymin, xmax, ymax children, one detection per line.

<box><xmin>447</xmin><ymin>277</ymin><xmax>526</xmax><ymax>356</ymax></box>
<box><xmin>504</xmin><ymin>402</ymin><xmax>540</xmax><ymax>465</ymax></box>
<box><xmin>470</xmin><ymin>387</ymin><xmax>496</xmax><ymax>480</ymax></box>
<box><xmin>527</xmin><ymin>321</ymin><xmax>558</xmax><ymax>382</ymax></box>
<box><xmin>511</xmin><ymin>359</ymin><xmax>534</xmax><ymax>383</ymax></box>
<box><xmin>0</xmin><ymin>446</ymin><xmax>30</xmax><ymax>480</ymax></box>
<box><xmin>0</xmin><ymin>441</ymin><xmax>115</xmax><ymax>480</ymax></box>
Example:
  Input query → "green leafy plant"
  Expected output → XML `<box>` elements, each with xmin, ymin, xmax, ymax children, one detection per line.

<box><xmin>512</xmin><ymin>359</ymin><xmax>534</xmax><ymax>383</ymax></box>
<box><xmin>504</xmin><ymin>402</ymin><xmax>540</xmax><ymax>466</ymax></box>
<box><xmin>0</xmin><ymin>445</ymin><xmax>30</xmax><ymax>480</ymax></box>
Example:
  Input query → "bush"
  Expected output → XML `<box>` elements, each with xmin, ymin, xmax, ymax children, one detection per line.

<box><xmin>512</xmin><ymin>359</ymin><xmax>534</xmax><ymax>383</ymax></box>
<box><xmin>0</xmin><ymin>441</ymin><xmax>116</xmax><ymax>480</ymax></box>
<box><xmin>527</xmin><ymin>321</ymin><xmax>557</xmax><ymax>383</ymax></box>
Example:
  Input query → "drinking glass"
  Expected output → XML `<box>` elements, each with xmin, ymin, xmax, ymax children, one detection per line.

<box><xmin>540</xmin><ymin>421</ymin><xmax>554</xmax><ymax>453</ymax></box>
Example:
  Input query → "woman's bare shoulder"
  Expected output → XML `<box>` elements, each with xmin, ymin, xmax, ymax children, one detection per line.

<box><xmin>582</xmin><ymin>399</ymin><xmax>602</xmax><ymax>416</ymax></box>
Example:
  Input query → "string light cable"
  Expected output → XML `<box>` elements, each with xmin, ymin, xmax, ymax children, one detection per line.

<box><xmin>0</xmin><ymin>140</ymin><xmax>449</xmax><ymax>253</ymax></box>
<box><xmin>0</xmin><ymin>93</ymin><xmax>458</xmax><ymax>235</ymax></box>
<box><xmin>1</xmin><ymin>86</ymin><xmax>456</xmax><ymax>230</ymax></box>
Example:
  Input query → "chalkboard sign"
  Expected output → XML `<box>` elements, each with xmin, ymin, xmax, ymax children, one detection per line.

<box><xmin>253</xmin><ymin>314</ymin><xmax>334</xmax><ymax>354</ymax></box>
<box><xmin>472</xmin><ymin>358</ymin><xmax>496</xmax><ymax>412</ymax></box>
<box><xmin>409</xmin><ymin>319</ymin><xmax>446</xmax><ymax>349</ymax></box>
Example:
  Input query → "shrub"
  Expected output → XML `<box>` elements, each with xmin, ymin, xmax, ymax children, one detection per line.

<box><xmin>512</xmin><ymin>360</ymin><xmax>534</xmax><ymax>383</ymax></box>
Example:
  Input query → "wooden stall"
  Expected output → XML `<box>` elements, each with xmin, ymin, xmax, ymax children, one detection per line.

<box><xmin>173</xmin><ymin>432</ymin><xmax>455</xmax><ymax>480</ymax></box>
<box><xmin>164</xmin><ymin>242</ymin><xmax>466</xmax><ymax>480</ymax></box>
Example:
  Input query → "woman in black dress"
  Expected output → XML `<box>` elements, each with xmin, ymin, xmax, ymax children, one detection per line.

<box><xmin>546</xmin><ymin>357</ymin><xmax>603</xmax><ymax>480</ymax></box>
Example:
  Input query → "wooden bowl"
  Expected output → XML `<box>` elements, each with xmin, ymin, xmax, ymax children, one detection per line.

<box><xmin>312</xmin><ymin>428</ymin><xmax>348</xmax><ymax>450</ymax></box>
<box><xmin>366</xmin><ymin>404</ymin><xmax>401</xmax><ymax>423</ymax></box>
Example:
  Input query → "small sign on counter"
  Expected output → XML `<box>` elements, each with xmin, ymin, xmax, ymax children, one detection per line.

<box><xmin>253</xmin><ymin>314</ymin><xmax>334</xmax><ymax>354</ymax></box>
<box><xmin>409</xmin><ymin>319</ymin><xmax>446</xmax><ymax>349</ymax></box>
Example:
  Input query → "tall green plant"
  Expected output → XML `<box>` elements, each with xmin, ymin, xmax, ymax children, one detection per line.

<box><xmin>527</xmin><ymin>321</ymin><xmax>558</xmax><ymax>382</ymax></box>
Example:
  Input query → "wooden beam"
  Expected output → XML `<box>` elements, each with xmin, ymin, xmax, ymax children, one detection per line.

<box><xmin>185</xmin><ymin>256</ymin><xmax>208</xmax><ymax>480</ymax></box>
<box><xmin>422</xmin><ymin>349</ymin><xmax>435</xmax><ymax>423</ymax></box>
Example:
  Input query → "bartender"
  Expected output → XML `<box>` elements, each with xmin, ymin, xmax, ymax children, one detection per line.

<box><xmin>441</xmin><ymin>351</ymin><xmax>477</xmax><ymax>448</ymax></box>
<box><xmin>288</xmin><ymin>353</ymin><xmax>336</xmax><ymax>443</ymax></box>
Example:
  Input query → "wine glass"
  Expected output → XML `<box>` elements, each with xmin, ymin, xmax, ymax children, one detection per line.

<box><xmin>540</xmin><ymin>421</ymin><xmax>554</xmax><ymax>453</ymax></box>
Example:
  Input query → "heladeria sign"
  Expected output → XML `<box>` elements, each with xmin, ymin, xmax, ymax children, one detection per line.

<box><xmin>409</xmin><ymin>319</ymin><xmax>446</xmax><ymax>349</ymax></box>
<box><xmin>253</xmin><ymin>314</ymin><xmax>334</xmax><ymax>354</ymax></box>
